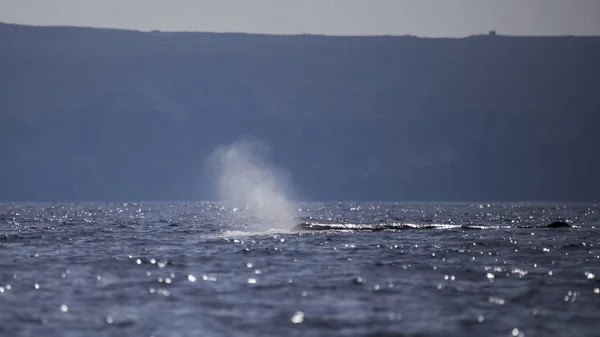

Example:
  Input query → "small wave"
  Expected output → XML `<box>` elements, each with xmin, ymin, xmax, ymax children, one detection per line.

<box><xmin>290</xmin><ymin>222</ymin><xmax>577</xmax><ymax>232</ymax></box>
<box><xmin>290</xmin><ymin>222</ymin><xmax>465</xmax><ymax>232</ymax></box>
<box><xmin>205</xmin><ymin>228</ymin><xmax>290</xmax><ymax>239</ymax></box>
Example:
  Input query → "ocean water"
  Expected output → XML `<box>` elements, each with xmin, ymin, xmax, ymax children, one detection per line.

<box><xmin>0</xmin><ymin>202</ymin><xmax>598</xmax><ymax>337</ymax></box>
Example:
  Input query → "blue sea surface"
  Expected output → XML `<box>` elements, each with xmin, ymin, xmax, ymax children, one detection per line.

<box><xmin>0</xmin><ymin>202</ymin><xmax>599</xmax><ymax>337</ymax></box>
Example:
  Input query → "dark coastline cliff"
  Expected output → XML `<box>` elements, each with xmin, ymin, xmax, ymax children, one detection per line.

<box><xmin>1</xmin><ymin>23</ymin><xmax>599</xmax><ymax>202</ymax></box>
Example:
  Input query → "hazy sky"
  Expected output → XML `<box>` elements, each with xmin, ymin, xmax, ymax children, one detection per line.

<box><xmin>1</xmin><ymin>0</ymin><xmax>599</xmax><ymax>37</ymax></box>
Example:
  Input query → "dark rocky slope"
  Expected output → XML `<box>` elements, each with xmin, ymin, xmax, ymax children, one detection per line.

<box><xmin>1</xmin><ymin>23</ymin><xmax>599</xmax><ymax>201</ymax></box>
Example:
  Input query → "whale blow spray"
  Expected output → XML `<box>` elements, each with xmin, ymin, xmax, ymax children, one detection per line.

<box><xmin>209</xmin><ymin>139</ymin><xmax>296</xmax><ymax>230</ymax></box>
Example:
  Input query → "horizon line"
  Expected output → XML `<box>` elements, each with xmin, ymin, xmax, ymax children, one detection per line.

<box><xmin>3</xmin><ymin>21</ymin><xmax>600</xmax><ymax>39</ymax></box>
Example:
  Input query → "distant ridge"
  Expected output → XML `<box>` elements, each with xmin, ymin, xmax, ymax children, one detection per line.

<box><xmin>1</xmin><ymin>23</ymin><xmax>599</xmax><ymax>202</ymax></box>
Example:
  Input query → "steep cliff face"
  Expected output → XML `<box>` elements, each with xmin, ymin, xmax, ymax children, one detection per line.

<box><xmin>1</xmin><ymin>23</ymin><xmax>599</xmax><ymax>201</ymax></box>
